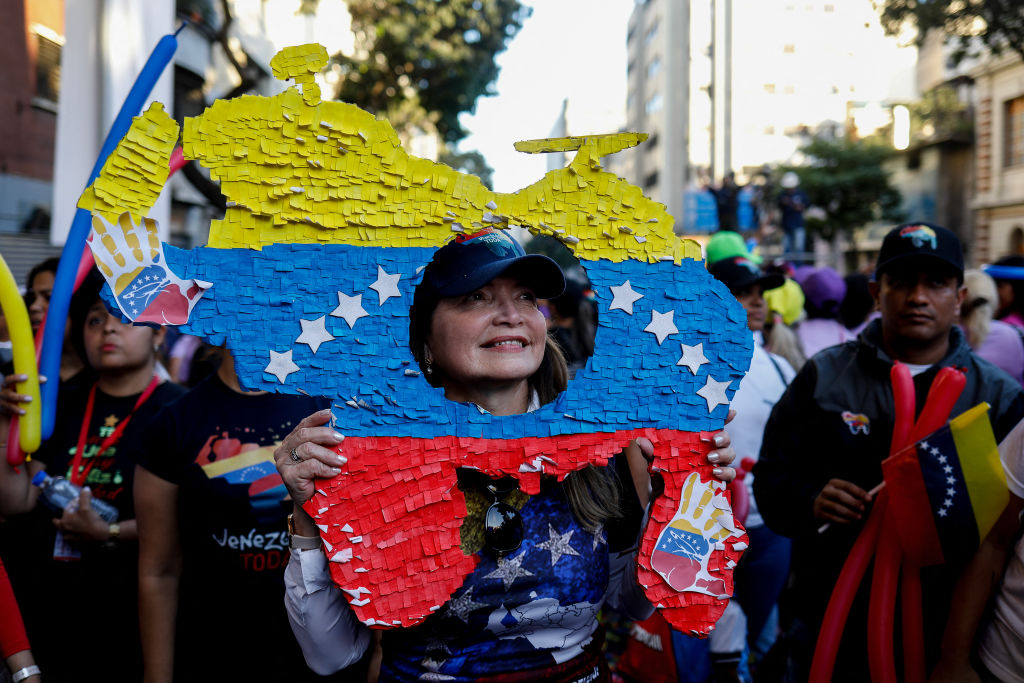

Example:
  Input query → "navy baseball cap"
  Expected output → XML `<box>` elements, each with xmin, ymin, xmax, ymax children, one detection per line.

<box><xmin>708</xmin><ymin>256</ymin><xmax>784</xmax><ymax>294</ymax></box>
<box><xmin>875</xmin><ymin>222</ymin><xmax>964</xmax><ymax>279</ymax></box>
<box><xmin>420</xmin><ymin>228</ymin><xmax>565</xmax><ymax>298</ymax></box>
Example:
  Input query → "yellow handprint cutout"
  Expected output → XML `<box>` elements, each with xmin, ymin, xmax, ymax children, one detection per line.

<box><xmin>88</xmin><ymin>212</ymin><xmax>210</xmax><ymax>325</ymax></box>
<box><xmin>650</xmin><ymin>471</ymin><xmax>740</xmax><ymax>597</ymax></box>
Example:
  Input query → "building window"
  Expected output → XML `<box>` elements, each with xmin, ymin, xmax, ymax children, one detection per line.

<box><xmin>784</xmin><ymin>85</ymin><xmax>795</xmax><ymax>94</ymax></box>
<box><xmin>763</xmin><ymin>83</ymin><xmax>776</xmax><ymax>94</ymax></box>
<box><xmin>645</xmin><ymin>24</ymin><xmax>658</xmax><ymax>46</ymax></box>
<box><xmin>647</xmin><ymin>58</ymin><xmax>661</xmax><ymax>80</ymax></box>
<box><xmin>33</xmin><ymin>27</ymin><xmax>63</xmax><ymax>105</ymax></box>
<box><xmin>1006</xmin><ymin>96</ymin><xmax>1024</xmax><ymax>167</ymax></box>
<box><xmin>783</xmin><ymin>44</ymin><xmax>795</xmax><ymax>54</ymax></box>
<box><xmin>644</xmin><ymin>171</ymin><xmax>658</xmax><ymax>189</ymax></box>
<box><xmin>1010</xmin><ymin>226</ymin><xmax>1024</xmax><ymax>255</ymax></box>
<box><xmin>764</xmin><ymin>126</ymin><xmax>775</xmax><ymax>135</ymax></box>
<box><xmin>824</xmin><ymin>4</ymin><xmax>835</xmax><ymax>11</ymax></box>
<box><xmin>645</xmin><ymin>92</ymin><xmax>663</xmax><ymax>115</ymax></box>
<box><xmin>647</xmin><ymin>132</ymin><xmax>659</xmax><ymax>148</ymax></box>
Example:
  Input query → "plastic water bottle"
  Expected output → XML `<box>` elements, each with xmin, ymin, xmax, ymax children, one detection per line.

<box><xmin>31</xmin><ymin>471</ymin><xmax>119</xmax><ymax>522</ymax></box>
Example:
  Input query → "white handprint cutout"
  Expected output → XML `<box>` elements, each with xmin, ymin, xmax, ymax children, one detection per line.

<box><xmin>88</xmin><ymin>212</ymin><xmax>211</xmax><ymax>325</ymax></box>
<box><xmin>650</xmin><ymin>471</ymin><xmax>740</xmax><ymax>598</ymax></box>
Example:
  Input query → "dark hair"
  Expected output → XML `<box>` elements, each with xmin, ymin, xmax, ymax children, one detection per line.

<box><xmin>992</xmin><ymin>255</ymin><xmax>1024</xmax><ymax>318</ymax></box>
<box><xmin>408</xmin><ymin>278</ymin><xmax>620</xmax><ymax>532</ymax></box>
<box><xmin>839</xmin><ymin>273</ymin><xmax>873</xmax><ymax>330</ymax></box>
<box><xmin>26</xmin><ymin>257</ymin><xmax>60</xmax><ymax>290</ymax></box>
<box><xmin>68</xmin><ymin>269</ymin><xmax>107</xmax><ymax>363</ymax></box>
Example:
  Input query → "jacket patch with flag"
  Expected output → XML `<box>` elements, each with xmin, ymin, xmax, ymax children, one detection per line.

<box><xmin>841</xmin><ymin>411</ymin><xmax>870</xmax><ymax>435</ymax></box>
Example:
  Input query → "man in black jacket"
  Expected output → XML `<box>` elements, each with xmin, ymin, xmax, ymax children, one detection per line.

<box><xmin>754</xmin><ymin>222</ymin><xmax>1024</xmax><ymax>681</ymax></box>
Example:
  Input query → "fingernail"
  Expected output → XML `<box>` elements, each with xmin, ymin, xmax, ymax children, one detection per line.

<box><xmin>329</xmin><ymin>467</ymin><xmax>341</xmax><ymax>474</ymax></box>
<box><xmin>707</xmin><ymin>452</ymin><xmax>721</xmax><ymax>463</ymax></box>
<box><xmin>335</xmin><ymin>455</ymin><xmax>348</xmax><ymax>466</ymax></box>
<box><xmin>17</xmin><ymin>409</ymin><xmax>25</xmax><ymax>416</ymax></box>
<box><xmin>713</xmin><ymin>435</ymin><xmax>726</xmax><ymax>447</ymax></box>
<box><xmin>712</xmin><ymin>467</ymin><xmax>724</xmax><ymax>477</ymax></box>
<box><xmin>21</xmin><ymin>395</ymin><xmax>31</xmax><ymax>402</ymax></box>
<box><xmin>331</xmin><ymin>431</ymin><xmax>344</xmax><ymax>442</ymax></box>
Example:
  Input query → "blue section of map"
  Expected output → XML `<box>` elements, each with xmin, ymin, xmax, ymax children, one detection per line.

<box><xmin>103</xmin><ymin>243</ymin><xmax>752</xmax><ymax>438</ymax></box>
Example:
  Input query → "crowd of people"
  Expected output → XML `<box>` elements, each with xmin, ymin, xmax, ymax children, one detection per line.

<box><xmin>1</xmin><ymin>218</ymin><xmax>1024</xmax><ymax>682</ymax></box>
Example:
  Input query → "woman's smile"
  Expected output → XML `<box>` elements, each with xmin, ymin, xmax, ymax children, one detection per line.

<box><xmin>481</xmin><ymin>335</ymin><xmax>530</xmax><ymax>351</ymax></box>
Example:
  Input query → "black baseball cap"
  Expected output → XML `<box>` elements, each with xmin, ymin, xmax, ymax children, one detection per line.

<box><xmin>420</xmin><ymin>227</ymin><xmax>565</xmax><ymax>298</ymax></box>
<box><xmin>875</xmin><ymin>222</ymin><xmax>964</xmax><ymax>279</ymax></box>
<box><xmin>708</xmin><ymin>256</ymin><xmax>784</xmax><ymax>294</ymax></box>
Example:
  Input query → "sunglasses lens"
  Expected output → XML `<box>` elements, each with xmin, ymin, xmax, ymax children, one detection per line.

<box><xmin>484</xmin><ymin>501</ymin><xmax>523</xmax><ymax>555</ymax></box>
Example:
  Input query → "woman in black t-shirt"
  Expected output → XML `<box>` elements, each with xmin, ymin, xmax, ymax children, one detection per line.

<box><xmin>0</xmin><ymin>271</ymin><xmax>184</xmax><ymax>682</ymax></box>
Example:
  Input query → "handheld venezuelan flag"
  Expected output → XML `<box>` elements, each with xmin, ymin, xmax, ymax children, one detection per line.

<box><xmin>881</xmin><ymin>402</ymin><xmax>1008</xmax><ymax>567</ymax></box>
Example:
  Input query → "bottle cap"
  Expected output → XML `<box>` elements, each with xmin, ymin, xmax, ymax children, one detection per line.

<box><xmin>31</xmin><ymin>471</ymin><xmax>48</xmax><ymax>487</ymax></box>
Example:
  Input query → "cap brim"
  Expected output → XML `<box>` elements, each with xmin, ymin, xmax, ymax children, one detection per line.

<box><xmin>435</xmin><ymin>254</ymin><xmax>566</xmax><ymax>299</ymax></box>
<box><xmin>756</xmin><ymin>273</ymin><xmax>785</xmax><ymax>292</ymax></box>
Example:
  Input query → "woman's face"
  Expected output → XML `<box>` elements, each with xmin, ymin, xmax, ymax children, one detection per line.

<box><xmin>735</xmin><ymin>284</ymin><xmax>767</xmax><ymax>332</ymax></box>
<box><xmin>28</xmin><ymin>270</ymin><xmax>55</xmax><ymax>334</ymax></box>
<box><xmin>426</xmin><ymin>276</ymin><xmax>547</xmax><ymax>398</ymax></box>
<box><xmin>82</xmin><ymin>300</ymin><xmax>162</xmax><ymax>374</ymax></box>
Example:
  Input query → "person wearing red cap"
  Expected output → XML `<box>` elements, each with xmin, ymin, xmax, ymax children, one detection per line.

<box><xmin>755</xmin><ymin>222</ymin><xmax>1024</xmax><ymax>680</ymax></box>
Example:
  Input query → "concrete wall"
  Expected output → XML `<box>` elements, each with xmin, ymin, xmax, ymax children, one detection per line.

<box><xmin>0</xmin><ymin>0</ymin><xmax>64</xmax><ymax>235</ymax></box>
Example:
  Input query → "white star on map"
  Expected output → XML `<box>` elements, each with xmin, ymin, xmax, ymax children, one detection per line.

<box><xmin>937</xmin><ymin>508</ymin><xmax>947</xmax><ymax>517</ymax></box>
<box><xmin>677</xmin><ymin>343</ymin><xmax>710</xmax><ymax>375</ymax></box>
<box><xmin>483</xmin><ymin>552</ymin><xmax>534</xmax><ymax>591</ymax></box>
<box><xmin>920</xmin><ymin>441</ymin><xmax>930</xmax><ymax>450</ymax></box>
<box><xmin>696</xmin><ymin>376</ymin><xmax>731</xmax><ymax>412</ymax></box>
<box><xmin>947</xmin><ymin>487</ymin><xmax>956</xmax><ymax>497</ymax></box>
<box><xmin>644</xmin><ymin>309</ymin><xmax>678</xmax><ymax>345</ymax></box>
<box><xmin>369</xmin><ymin>266</ymin><xmax>402</xmax><ymax>305</ymax></box>
<box><xmin>609</xmin><ymin>280</ymin><xmax>643</xmax><ymax>314</ymax></box>
<box><xmin>943</xmin><ymin>497</ymin><xmax>952</xmax><ymax>508</ymax></box>
<box><xmin>443</xmin><ymin>587</ymin><xmax>486</xmax><ymax>624</ymax></box>
<box><xmin>936</xmin><ymin>453</ymin><xmax>947</xmax><ymax>463</ymax></box>
<box><xmin>295</xmin><ymin>316</ymin><xmax>334</xmax><ymax>354</ymax></box>
<box><xmin>265</xmin><ymin>349</ymin><xmax>299</xmax><ymax>384</ymax></box>
<box><xmin>947</xmin><ymin>476</ymin><xmax>955</xmax><ymax>485</ymax></box>
<box><xmin>330</xmin><ymin>292</ymin><xmax>369</xmax><ymax>329</ymax></box>
<box><xmin>943</xmin><ymin>465</ymin><xmax>953</xmax><ymax>474</ymax></box>
<box><xmin>536</xmin><ymin>524</ymin><xmax>581</xmax><ymax>566</ymax></box>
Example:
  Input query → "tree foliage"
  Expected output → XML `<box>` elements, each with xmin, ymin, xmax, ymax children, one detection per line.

<box><xmin>335</xmin><ymin>0</ymin><xmax>530</xmax><ymax>144</ymax></box>
<box><xmin>439</xmin><ymin>149</ymin><xmax>494</xmax><ymax>190</ymax></box>
<box><xmin>874</xmin><ymin>0</ymin><xmax>1024</xmax><ymax>64</ymax></box>
<box><xmin>782</xmin><ymin>138</ymin><xmax>904</xmax><ymax>240</ymax></box>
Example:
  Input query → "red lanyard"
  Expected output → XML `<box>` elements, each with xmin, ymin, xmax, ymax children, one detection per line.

<box><xmin>69</xmin><ymin>376</ymin><xmax>160</xmax><ymax>487</ymax></box>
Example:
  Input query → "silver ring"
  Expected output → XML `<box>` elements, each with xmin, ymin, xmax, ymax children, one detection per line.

<box><xmin>289</xmin><ymin>447</ymin><xmax>302</xmax><ymax>463</ymax></box>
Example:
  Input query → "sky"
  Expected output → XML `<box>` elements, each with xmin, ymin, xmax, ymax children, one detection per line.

<box><xmin>458</xmin><ymin>0</ymin><xmax>634</xmax><ymax>193</ymax></box>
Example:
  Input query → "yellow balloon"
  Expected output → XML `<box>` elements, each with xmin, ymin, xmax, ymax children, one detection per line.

<box><xmin>0</xmin><ymin>254</ymin><xmax>41</xmax><ymax>453</ymax></box>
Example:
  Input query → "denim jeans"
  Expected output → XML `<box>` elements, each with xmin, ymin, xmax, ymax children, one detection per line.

<box><xmin>733</xmin><ymin>524</ymin><xmax>793</xmax><ymax>659</ymax></box>
<box><xmin>783</xmin><ymin>226</ymin><xmax>806</xmax><ymax>263</ymax></box>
